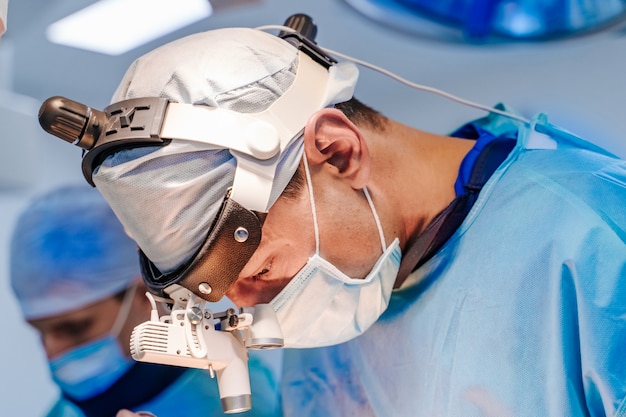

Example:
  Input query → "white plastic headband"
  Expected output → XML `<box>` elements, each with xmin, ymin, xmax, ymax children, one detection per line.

<box><xmin>156</xmin><ymin>49</ymin><xmax>343</xmax><ymax>212</ymax></box>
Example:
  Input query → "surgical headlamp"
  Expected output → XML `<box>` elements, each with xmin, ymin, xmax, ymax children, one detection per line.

<box><xmin>38</xmin><ymin>14</ymin><xmax>339</xmax><ymax>303</ymax></box>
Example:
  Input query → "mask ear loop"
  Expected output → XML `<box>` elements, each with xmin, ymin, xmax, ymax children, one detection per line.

<box><xmin>363</xmin><ymin>187</ymin><xmax>387</xmax><ymax>253</ymax></box>
<box><xmin>110</xmin><ymin>283</ymin><xmax>138</xmax><ymax>338</ymax></box>
<box><xmin>302</xmin><ymin>153</ymin><xmax>321</xmax><ymax>256</ymax></box>
<box><xmin>302</xmin><ymin>152</ymin><xmax>387</xmax><ymax>255</ymax></box>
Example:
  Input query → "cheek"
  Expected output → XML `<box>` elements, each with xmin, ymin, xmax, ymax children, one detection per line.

<box><xmin>317</xmin><ymin>199</ymin><xmax>382</xmax><ymax>278</ymax></box>
<box><xmin>227</xmin><ymin>191</ymin><xmax>317</xmax><ymax>307</ymax></box>
<box><xmin>322</xmin><ymin>231</ymin><xmax>381</xmax><ymax>278</ymax></box>
<box><xmin>265</xmin><ymin>193</ymin><xmax>313</xmax><ymax>236</ymax></box>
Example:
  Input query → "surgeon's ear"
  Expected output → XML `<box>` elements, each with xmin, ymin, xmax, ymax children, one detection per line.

<box><xmin>303</xmin><ymin>108</ymin><xmax>370</xmax><ymax>189</ymax></box>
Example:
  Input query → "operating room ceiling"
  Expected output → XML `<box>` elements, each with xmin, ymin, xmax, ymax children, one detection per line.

<box><xmin>2</xmin><ymin>0</ymin><xmax>626</xmax><ymax>193</ymax></box>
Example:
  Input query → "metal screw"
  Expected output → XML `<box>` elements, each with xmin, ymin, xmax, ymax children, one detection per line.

<box><xmin>187</xmin><ymin>306</ymin><xmax>203</xmax><ymax>325</ymax></box>
<box><xmin>198</xmin><ymin>282</ymin><xmax>212</xmax><ymax>295</ymax></box>
<box><xmin>234</xmin><ymin>227</ymin><xmax>249</xmax><ymax>242</ymax></box>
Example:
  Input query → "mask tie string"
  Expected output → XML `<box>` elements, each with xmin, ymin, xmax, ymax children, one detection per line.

<box><xmin>303</xmin><ymin>152</ymin><xmax>387</xmax><ymax>256</ymax></box>
<box><xmin>110</xmin><ymin>283</ymin><xmax>138</xmax><ymax>338</ymax></box>
<box><xmin>363</xmin><ymin>186</ymin><xmax>386</xmax><ymax>253</ymax></box>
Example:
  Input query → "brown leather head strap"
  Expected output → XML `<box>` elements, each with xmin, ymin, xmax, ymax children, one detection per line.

<box><xmin>139</xmin><ymin>196</ymin><xmax>263</xmax><ymax>302</ymax></box>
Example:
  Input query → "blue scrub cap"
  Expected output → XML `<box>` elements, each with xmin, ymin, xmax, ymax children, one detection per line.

<box><xmin>10</xmin><ymin>184</ymin><xmax>141</xmax><ymax>319</ymax></box>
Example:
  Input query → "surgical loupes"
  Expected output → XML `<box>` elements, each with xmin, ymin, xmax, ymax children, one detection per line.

<box><xmin>130</xmin><ymin>284</ymin><xmax>283</xmax><ymax>414</ymax></box>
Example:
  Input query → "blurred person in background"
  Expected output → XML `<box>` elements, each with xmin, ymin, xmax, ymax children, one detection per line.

<box><xmin>9</xmin><ymin>184</ymin><xmax>282</xmax><ymax>417</ymax></box>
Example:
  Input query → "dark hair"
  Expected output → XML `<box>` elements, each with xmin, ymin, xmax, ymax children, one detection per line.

<box><xmin>335</xmin><ymin>97</ymin><xmax>388</xmax><ymax>131</ymax></box>
<box><xmin>281</xmin><ymin>97</ymin><xmax>387</xmax><ymax>198</ymax></box>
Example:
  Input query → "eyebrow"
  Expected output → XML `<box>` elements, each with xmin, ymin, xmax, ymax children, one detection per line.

<box><xmin>49</xmin><ymin>317</ymin><xmax>94</xmax><ymax>336</ymax></box>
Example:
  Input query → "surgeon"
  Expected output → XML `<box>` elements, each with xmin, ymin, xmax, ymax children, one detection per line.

<box><xmin>9</xmin><ymin>184</ymin><xmax>281</xmax><ymax>417</ymax></box>
<box><xmin>37</xmin><ymin>17</ymin><xmax>626</xmax><ymax>417</ymax></box>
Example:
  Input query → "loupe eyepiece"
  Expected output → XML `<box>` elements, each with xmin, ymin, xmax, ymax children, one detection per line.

<box><xmin>278</xmin><ymin>14</ymin><xmax>336</xmax><ymax>69</ymax></box>
<box><xmin>38</xmin><ymin>96</ymin><xmax>107</xmax><ymax>150</ymax></box>
<box><xmin>280</xmin><ymin>13</ymin><xmax>317</xmax><ymax>40</ymax></box>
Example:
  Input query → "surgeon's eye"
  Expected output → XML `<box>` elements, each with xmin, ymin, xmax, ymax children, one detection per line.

<box><xmin>53</xmin><ymin>319</ymin><xmax>93</xmax><ymax>339</ymax></box>
<box><xmin>253</xmin><ymin>264</ymin><xmax>271</xmax><ymax>281</ymax></box>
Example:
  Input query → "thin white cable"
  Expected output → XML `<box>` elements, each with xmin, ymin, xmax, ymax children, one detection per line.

<box><xmin>145</xmin><ymin>291</ymin><xmax>160</xmax><ymax>322</ymax></box>
<box><xmin>255</xmin><ymin>24</ymin><xmax>531</xmax><ymax>125</ymax></box>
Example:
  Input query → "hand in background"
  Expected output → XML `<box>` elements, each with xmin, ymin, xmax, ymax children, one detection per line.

<box><xmin>116</xmin><ymin>410</ymin><xmax>157</xmax><ymax>417</ymax></box>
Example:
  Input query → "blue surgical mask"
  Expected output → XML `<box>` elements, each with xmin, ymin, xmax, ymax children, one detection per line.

<box><xmin>49</xmin><ymin>335</ymin><xmax>134</xmax><ymax>400</ymax></box>
<box><xmin>48</xmin><ymin>285</ymin><xmax>136</xmax><ymax>400</ymax></box>
<box><xmin>270</xmin><ymin>156</ymin><xmax>402</xmax><ymax>348</ymax></box>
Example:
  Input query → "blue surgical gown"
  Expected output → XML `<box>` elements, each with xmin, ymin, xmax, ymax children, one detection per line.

<box><xmin>45</xmin><ymin>352</ymin><xmax>282</xmax><ymax>417</ymax></box>
<box><xmin>281</xmin><ymin>109</ymin><xmax>626</xmax><ymax>416</ymax></box>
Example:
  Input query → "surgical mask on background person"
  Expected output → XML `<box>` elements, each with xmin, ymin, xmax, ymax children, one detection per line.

<box><xmin>270</xmin><ymin>156</ymin><xmax>402</xmax><ymax>348</ymax></box>
<box><xmin>48</xmin><ymin>285</ymin><xmax>137</xmax><ymax>400</ymax></box>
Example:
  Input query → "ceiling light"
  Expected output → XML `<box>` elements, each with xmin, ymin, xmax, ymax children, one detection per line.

<box><xmin>46</xmin><ymin>0</ymin><xmax>212</xmax><ymax>55</ymax></box>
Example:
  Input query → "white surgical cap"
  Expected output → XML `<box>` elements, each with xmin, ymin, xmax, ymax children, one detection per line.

<box><xmin>10</xmin><ymin>184</ymin><xmax>141</xmax><ymax>320</ymax></box>
<box><xmin>92</xmin><ymin>27</ymin><xmax>358</xmax><ymax>273</ymax></box>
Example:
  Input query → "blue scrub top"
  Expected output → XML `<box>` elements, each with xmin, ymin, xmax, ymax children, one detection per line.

<box><xmin>280</xmin><ymin>107</ymin><xmax>626</xmax><ymax>417</ymax></box>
